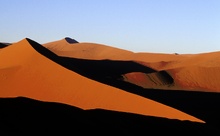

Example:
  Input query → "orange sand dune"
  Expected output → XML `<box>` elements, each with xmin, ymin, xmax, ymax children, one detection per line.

<box><xmin>43</xmin><ymin>38</ymin><xmax>220</xmax><ymax>92</ymax></box>
<box><xmin>127</xmin><ymin>53</ymin><xmax>220</xmax><ymax>92</ymax></box>
<box><xmin>122</xmin><ymin>65</ymin><xmax>220</xmax><ymax>92</ymax></box>
<box><xmin>43</xmin><ymin>37</ymin><xmax>135</xmax><ymax>60</ymax></box>
<box><xmin>43</xmin><ymin>38</ymin><xmax>187</xmax><ymax>62</ymax></box>
<box><xmin>167</xmin><ymin>66</ymin><xmax>220</xmax><ymax>91</ymax></box>
<box><xmin>43</xmin><ymin>38</ymin><xmax>220</xmax><ymax>68</ymax></box>
<box><xmin>0</xmin><ymin>38</ymin><xmax>203</xmax><ymax>123</ymax></box>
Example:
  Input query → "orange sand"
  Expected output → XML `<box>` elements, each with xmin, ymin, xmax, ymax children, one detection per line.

<box><xmin>0</xmin><ymin>38</ymin><xmax>203</xmax><ymax>123</ymax></box>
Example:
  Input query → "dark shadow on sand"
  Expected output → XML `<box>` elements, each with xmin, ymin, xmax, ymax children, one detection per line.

<box><xmin>0</xmin><ymin>43</ymin><xmax>9</xmax><ymax>48</ymax></box>
<box><xmin>64</xmin><ymin>37</ymin><xmax>79</xmax><ymax>44</ymax></box>
<box><xmin>27</xmin><ymin>38</ymin><xmax>220</xmax><ymax>129</ymax></box>
<box><xmin>0</xmin><ymin>97</ymin><xmax>218</xmax><ymax>135</ymax></box>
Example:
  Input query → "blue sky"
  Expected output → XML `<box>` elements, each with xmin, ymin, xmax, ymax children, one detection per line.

<box><xmin>1</xmin><ymin>0</ymin><xmax>220</xmax><ymax>54</ymax></box>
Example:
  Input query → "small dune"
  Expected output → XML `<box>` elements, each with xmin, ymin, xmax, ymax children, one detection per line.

<box><xmin>122</xmin><ymin>71</ymin><xmax>174</xmax><ymax>89</ymax></box>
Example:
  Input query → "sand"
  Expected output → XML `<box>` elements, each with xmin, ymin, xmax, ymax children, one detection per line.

<box><xmin>0</xmin><ymin>38</ymin><xmax>203</xmax><ymax>123</ymax></box>
<box><xmin>43</xmin><ymin>38</ymin><xmax>220</xmax><ymax>92</ymax></box>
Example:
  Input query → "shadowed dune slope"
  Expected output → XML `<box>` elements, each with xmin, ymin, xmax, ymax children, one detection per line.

<box><xmin>0</xmin><ymin>43</ymin><xmax>9</xmax><ymax>49</ymax></box>
<box><xmin>0</xmin><ymin>38</ymin><xmax>202</xmax><ymax>122</ymax></box>
<box><xmin>122</xmin><ymin>71</ymin><xmax>174</xmax><ymax>90</ymax></box>
<box><xmin>1</xmin><ymin>97</ymin><xmax>219</xmax><ymax>135</ymax></box>
<box><xmin>64</xmin><ymin>37</ymin><xmax>79</xmax><ymax>43</ymax></box>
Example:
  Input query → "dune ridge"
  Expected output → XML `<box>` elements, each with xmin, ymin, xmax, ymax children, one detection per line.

<box><xmin>43</xmin><ymin>38</ymin><xmax>134</xmax><ymax>60</ymax></box>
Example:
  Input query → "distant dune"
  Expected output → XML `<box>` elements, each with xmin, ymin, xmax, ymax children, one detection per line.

<box><xmin>43</xmin><ymin>38</ymin><xmax>220</xmax><ymax>92</ymax></box>
<box><xmin>1</xmin><ymin>37</ymin><xmax>220</xmax><ymax>134</ymax></box>
<box><xmin>43</xmin><ymin>37</ymin><xmax>134</xmax><ymax>60</ymax></box>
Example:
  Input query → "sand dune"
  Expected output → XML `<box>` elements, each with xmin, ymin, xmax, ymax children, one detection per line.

<box><xmin>43</xmin><ymin>37</ymin><xmax>134</xmax><ymax>60</ymax></box>
<box><xmin>131</xmin><ymin>58</ymin><xmax>220</xmax><ymax>92</ymax></box>
<box><xmin>167</xmin><ymin>66</ymin><xmax>220</xmax><ymax>91</ymax></box>
<box><xmin>43</xmin><ymin>38</ymin><xmax>220</xmax><ymax>92</ymax></box>
<box><xmin>121</xmin><ymin>65</ymin><xmax>220</xmax><ymax>92</ymax></box>
<box><xmin>44</xmin><ymin>37</ymin><xmax>220</xmax><ymax>68</ymax></box>
<box><xmin>3</xmin><ymin>37</ymin><xmax>220</xmax><ymax>134</ymax></box>
<box><xmin>0</xmin><ymin>38</ymin><xmax>202</xmax><ymax>122</ymax></box>
<box><xmin>43</xmin><ymin>37</ymin><xmax>188</xmax><ymax>63</ymax></box>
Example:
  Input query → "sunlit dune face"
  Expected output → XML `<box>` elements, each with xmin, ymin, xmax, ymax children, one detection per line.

<box><xmin>0</xmin><ymin>39</ymin><xmax>204</xmax><ymax>123</ymax></box>
<box><xmin>168</xmin><ymin>67</ymin><xmax>220</xmax><ymax>92</ymax></box>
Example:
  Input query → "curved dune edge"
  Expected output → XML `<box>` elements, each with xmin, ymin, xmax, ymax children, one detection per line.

<box><xmin>0</xmin><ymin>38</ymin><xmax>204</xmax><ymax>123</ymax></box>
<box><xmin>122</xmin><ymin>71</ymin><xmax>174</xmax><ymax>90</ymax></box>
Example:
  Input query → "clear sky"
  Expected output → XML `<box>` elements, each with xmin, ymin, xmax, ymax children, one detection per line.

<box><xmin>1</xmin><ymin>0</ymin><xmax>220</xmax><ymax>54</ymax></box>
